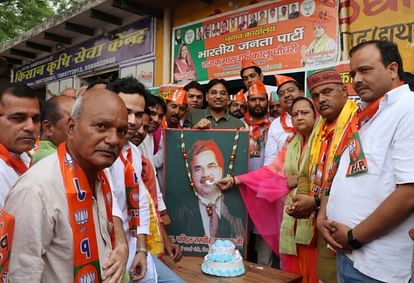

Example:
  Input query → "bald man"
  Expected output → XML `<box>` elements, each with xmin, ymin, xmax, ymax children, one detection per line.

<box><xmin>6</xmin><ymin>89</ymin><xmax>129</xmax><ymax>282</ymax></box>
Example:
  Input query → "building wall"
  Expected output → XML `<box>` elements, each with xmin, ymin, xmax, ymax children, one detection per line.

<box><xmin>154</xmin><ymin>0</ymin><xmax>265</xmax><ymax>86</ymax></box>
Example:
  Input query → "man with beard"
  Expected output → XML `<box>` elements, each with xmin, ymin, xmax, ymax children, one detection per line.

<box><xmin>183</xmin><ymin>81</ymin><xmax>205</xmax><ymax>110</ymax></box>
<box><xmin>0</xmin><ymin>83</ymin><xmax>40</xmax><ymax>207</ymax></box>
<box><xmin>264</xmin><ymin>75</ymin><xmax>304</xmax><ymax>165</ymax></box>
<box><xmin>163</xmin><ymin>89</ymin><xmax>188</xmax><ymax>129</ymax></box>
<box><xmin>229</xmin><ymin>89</ymin><xmax>247</xmax><ymax>119</ymax></box>
<box><xmin>186</xmin><ymin>79</ymin><xmax>245</xmax><ymax>129</ymax></box>
<box><xmin>242</xmin><ymin>81</ymin><xmax>271</xmax><ymax>172</ymax></box>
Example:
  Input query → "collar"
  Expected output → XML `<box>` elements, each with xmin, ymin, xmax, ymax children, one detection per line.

<box><xmin>204</xmin><ymin>108</ymin><xmax>230</xmax><ymax>121</ymax></box>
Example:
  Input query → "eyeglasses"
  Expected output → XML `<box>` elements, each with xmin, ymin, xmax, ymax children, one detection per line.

<box><xmin>277</xmin><ymin>87</ymin><xmax>299</xmax><ymax>98</ymax></box>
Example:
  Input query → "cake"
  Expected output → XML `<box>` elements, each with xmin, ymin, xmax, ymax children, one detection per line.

<box><xmin>201</xmin><ymin>240</ymin><xmax>245</xmax><ymax>277</ymax></box>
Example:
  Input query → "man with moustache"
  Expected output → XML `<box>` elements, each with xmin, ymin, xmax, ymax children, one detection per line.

<box><xmin>187</xmin><ymin>79</ymin><xmax>245</xmax><ymax>129</ymax></box>
<box><xmin>6</xmin><ymin>89</ymin><xmax>129</xmax><ymax>282</ymax></box>
<box><xmin>0</xmin><ymin>83</ymin><xmax>40</xmax><ymax>207</ymax></box>
<box><xmin>163</xmin><ymin>89</ymin><xmax>188</xmax><ymax>129</ymax></box>
<box><xmin>319</xmin><ymin>40</ymin><xmax>414</xmax><ymax>282</ymax></box>
<box><xmin>229</xmin><ymin>90</ymin><xmax>247</xmax><ymax>119</ymax></box>
<box><xmin>288</xmin><ymin>69</ymin><xmax>358</xmax><ymax>283</ymax></box>
<box><xmin>242</xmin><ymin>81</ymin><xmax>271</xmax><ymax>172</ymax></box>
<box><xmin>31</xmin><ymin>95</ymin><xmax>75</xmax><ymax>164</ymax></box>
<box><xmin>184</xmin><ymin>81</ymin><xmax>205</xmax><ymax>110</ymax></box>
<box><xmin>264</xmin><ymin>75</ymin><xmax>304</xmax><ymax>165</ymax></box>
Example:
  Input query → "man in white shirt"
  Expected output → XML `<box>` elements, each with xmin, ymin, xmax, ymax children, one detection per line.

<box><xmin>0</xmin><ymin>83</ymin><xmax>40</xmax><ymax>207</ymax></box>
<box><xmin>264</xmin><ymin>75</ymin><xmax>304</xmax><ymax>165</ymax></box>
<box><xmin>318</xmin><ymin>40</ymin><xmax>414</xmax><ymax>282</ymax></box>
<box><xmin>107</xmin><ymin>78</ymin><xmax>156</xmax><ymax>282</ymax></box>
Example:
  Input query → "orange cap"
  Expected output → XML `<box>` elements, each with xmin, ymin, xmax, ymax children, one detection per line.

<box><xmin>240</xmin><ymin>59</ymin><xmax>261</xmax><ymax>76</ymax></box>
<box><xmin>167</xmin><ymin>88</ymin><xmax>187</xmax><ymax>105</ymax></box>
<box><xmin>248</xmin><ymin>81</ymin><xmax>267</xmax><ymax>97</ymax></box>
<box><xmin>234</xmin><ymin>89</ymin><xmax>246</xmax><ymax>103</ymax></box>
<box><xmin>274</xmin><ymin>74</ymin><xmax>296</xmax><ymax>88</ymax></box>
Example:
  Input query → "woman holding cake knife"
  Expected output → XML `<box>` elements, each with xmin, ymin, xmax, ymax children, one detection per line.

<box><xmin>217</xmin><ymin>97</ymin><xmax>319</xmax><ymax>282</ymax></box>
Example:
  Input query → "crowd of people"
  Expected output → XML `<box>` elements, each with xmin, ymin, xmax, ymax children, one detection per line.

<box><xmin>0</xmin><ymin>39</ymin><xmax>413</xmax><ymax>283</ymax></box>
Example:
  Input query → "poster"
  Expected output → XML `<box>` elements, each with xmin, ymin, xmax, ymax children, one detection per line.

<box><xmin>172</xmin><ymin>0</ymin><xmax>339</xmax><ymax>84</ymax></box>
<box><xmin>165</xmin><ymin>129</ymin><xmax>249</xmax><ymax>256</ymax></box>
<box><xmin>340</xmin><ymin>0</ymin><xmax>414</xmax><ymax>72</ymax></box>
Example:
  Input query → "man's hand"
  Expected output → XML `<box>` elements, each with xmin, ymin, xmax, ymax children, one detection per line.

<box><xmin>102</xmin><ymin>241</ymin><xmax>128</xmax><ymax>283</ymax></box>
<box><xmin>164</xmin><ymin>239</ymin><xmax>182</xmax><ymax>262</ymax></box>
<box><xmin>129</xmin><ymin>252</ymin><xmax>147</xmax><ymax>281</ymax></box>
<box><xmin>193</xmin><ymin>118</ymin><xmax>211</xmax><ymax>129</ymax></box>
<box><xmin>102</xmin><ymin>217</ymin><xmax>128</xmax><ymax>283</ymax></box>
<box><xmin>316</xmin><ymin>216</ymin><xmax>343</xmax><ymax>251</ymax></box>
<box><xmin>286</xmin><ymin>194</ymin><xmax>316</xmax><ymax>219</ymax></box>
<box><xmin>330</xmin><ymin>221</ymin><xmax>353</xmax><ymax>252</ymax></box>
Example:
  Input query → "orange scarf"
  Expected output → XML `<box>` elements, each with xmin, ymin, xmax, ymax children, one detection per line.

<box><xmin>0</xmin><ymin>209</ymin><xmax>14</xmax><ymax>281</ymax></box>
<box><xmin>141</xmin><ymin>155</ymin><xmax>159</xmax><ymax>212</ymax></box>
<box><xmin>0</xmin><ymin>144</ymin><xmax>28</xmax><ymax>175</ymax></box>
<box><xmin>280</xmin><ymin>112</ymin><xmax>295</xmax><ymax>133</ymax></box>
<box><xmin>57</xmin><ymin>143</ymin><xmax>113</xmax><ymax>282</ymax></box>
<box><xmin>119</xmin><ymin>147</ymin><xmax>140</xmax><ymax>237</ymax></box>
<box><xmin>244</xmin><ymin>112</ymin><xmax>272</xmax><ymax>157</ymax></box>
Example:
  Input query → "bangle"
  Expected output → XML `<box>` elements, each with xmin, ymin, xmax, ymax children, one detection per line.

<box><xmin>314</xmin><ymin>195</ymin><xmax>321</xmax><ymax>207</ymax></box>
<box><xmin>136</xmin><ymin>247</ymin><xmax>148</xmax><ymax>256</ymax></box>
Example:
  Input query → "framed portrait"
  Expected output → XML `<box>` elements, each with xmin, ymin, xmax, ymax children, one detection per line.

<box><xmin>164</xmin><ymin>129</ymin><xmax>249</xmax><ymax>256</ymax></box>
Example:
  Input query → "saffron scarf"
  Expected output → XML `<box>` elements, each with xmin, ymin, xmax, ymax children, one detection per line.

<box><xmin>280</xmin><ymin>112</ymin><xmax>295</xmax><ymax>133</ymax></box>
<box><xmin>57</xmin><ymin>143</ymin><xmax>114</xmax><ymax>283</ymax></box>
<box><xmin>119</xmin><ymin>148</ymin><xmax>140</xmax><ymax>237</ymax></box>
<box><xmin>244</xmin><ymin>112</ymin><xmax>272</xmax><ymax>157</ymax></box>
<box><xmin>141</xmin><ymin>155</ymin><xmax>164</xmax><ymax>255</ymax></box>
<box><xmin>0</xmin><ymin>143</ymin><xmax>28</xmax><ymax>175</ymax></box>
<box><xmin>309</xmin><ymin>99</ymin><xmax>358</xmax><ymax>195</ymax></box>
<box><xmin>0</xmin><ymin>209</ymin><xmax>14</xmax><ymax>281</ymax></box>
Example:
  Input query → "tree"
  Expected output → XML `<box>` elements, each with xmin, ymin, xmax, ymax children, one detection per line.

<box><xmin>0</xmin><ymin>0</ymin><xmax>86</xmax><ymax>44</ymax></box>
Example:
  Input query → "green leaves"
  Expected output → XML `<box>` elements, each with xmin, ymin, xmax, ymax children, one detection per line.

<box><xmin>0</xmin><ymin>0</ymin><xmax>84</xmax><ymax>44</ymax></box>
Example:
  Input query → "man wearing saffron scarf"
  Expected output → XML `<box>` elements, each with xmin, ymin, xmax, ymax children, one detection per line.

<box><xmin>6</xmin><ymin>89</ymin><xmax>129</xmax><ymax>282</ymax></box>
<box><xmin>320</xmin><ymin>40</ymin><xmax>414</xmax><ymax>282</ymax></box>
<box><xmin>264</xmin><ymin>75</ymin><xmax>304</xmax><ymax>166</ymax></box>
<box><xmin>241</xmin><ymin>80</ymin><xmax>274</xmax><ymax>266</ymax></box>
<box><xmin>0</xmin><ymin>83</ymin><xmax>40</xmax><ymax>207</ymax></box>
<box><xmin>289</xmin><ymin>69</ymin><xmax>358</xmax><ymax>283</ymax></box>
<box><xmin>163</xmin><ymin>88</ymin><xmax>188</xmax><ymax>129</ymax></box>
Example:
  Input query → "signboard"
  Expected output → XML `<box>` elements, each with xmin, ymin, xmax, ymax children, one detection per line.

<box><xmin>165</xmin><ymin>129</ymin><xmax>249</xmax><ymax>256</ymax></box>
<box><xmin>340</xmin><ymin>0</ymin><xmax>414</xmax><ymax>72</ymax></box>
<box><xmin>14</xmin><ymin>18</ymin><xmax>154</xmax><ymax>86</ymax></box>
<box><xmin>172</xmin><ymin>0</ymin><xmax>339</xmax><ymax>84</ymax></box>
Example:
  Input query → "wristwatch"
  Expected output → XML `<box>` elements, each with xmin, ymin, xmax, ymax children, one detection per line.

<box><xmin>347</xmin><ymin>229</ymin><xmax>363</xmax><ymax>250</ymax></box>
<box><xmin>136</xmin><ymin>247</ymin><xmax>148</xmax><ymax>256</ymax></box>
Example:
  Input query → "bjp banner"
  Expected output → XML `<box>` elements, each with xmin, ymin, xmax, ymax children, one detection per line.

<box><xmin>172</xmin><ymin>0</ymin><xmax>339</xmax><ymax>84</ymax></box>
<box><xmin>340</xmin><ymin>0</ymin><xmax>414</xmax><ymax>72</ymax></box>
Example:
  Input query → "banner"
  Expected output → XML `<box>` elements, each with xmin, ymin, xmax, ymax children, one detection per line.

<box><xmin>14</xmin><ymin>18</ymin><xmax>154</xmax><ymax>87</ymax></box>
<box><xmin>172</xmin><ymin>0</ymin><xmax>339</xmax><ymax>84</ymax></box>
<box><xmin>165</xmin><ymin>129</ymin><xmax>249</xmax><ymax>256</ymax></box>
<box><xmin>340</xmin><ymin>0</ymin><xmax>414</xmax><ymax>72</ymax></box>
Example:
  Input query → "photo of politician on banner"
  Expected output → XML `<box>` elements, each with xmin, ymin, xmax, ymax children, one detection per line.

<box><xmin>165</xmin><ymin>129</ymin><xmax>249</xmax><ymax>257</ymax></box>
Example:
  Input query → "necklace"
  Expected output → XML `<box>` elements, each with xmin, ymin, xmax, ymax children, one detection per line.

<box><xmin>180</xmin><ymin>129</ymin><xmax>240</xmax><ymax>194</ymax></box>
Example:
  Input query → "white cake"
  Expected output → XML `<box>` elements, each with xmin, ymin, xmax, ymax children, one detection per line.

<box><xmin>201</xmin><ymin>240</ymin><xmax>245</xmax><ymax>277</ymax></box>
